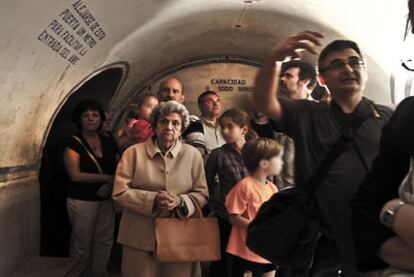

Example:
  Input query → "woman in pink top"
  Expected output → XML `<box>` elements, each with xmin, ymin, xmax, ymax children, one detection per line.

<box><xmin>225</xmin><ymin>138</ymin><xmax>283</xmax><ymax>277</ymax></box>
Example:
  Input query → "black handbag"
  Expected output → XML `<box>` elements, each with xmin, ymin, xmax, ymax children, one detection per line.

<box><xmin>246</xmin><ymin>133</ymin><xmax>351</xmax><ymax>272</ymax></box>
<box><xmin>246</xmin><ymin>101</ymin><xmax>378</xmax><ymax>274</ymax></box>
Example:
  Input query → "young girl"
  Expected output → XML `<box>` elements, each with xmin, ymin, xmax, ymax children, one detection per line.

<box><xmin>225</xmin><ymin>137</ymin><xmax>283</xmax><ymax>277</ymax></box>
<box><xmin>117</xmin><ymin>93</ymin><xmax>159</xmax><ymax>152</ymax></box>
<box><xmin>206</xmin><ymin>108</ymin><xmax>256</xmax><ymax>276</ymax></box>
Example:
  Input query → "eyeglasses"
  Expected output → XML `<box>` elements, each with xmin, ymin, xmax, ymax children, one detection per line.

<box><xmin>319</xmin><ymin>57</ymin><xmax>365</xmax><ymax>73</ymax></box>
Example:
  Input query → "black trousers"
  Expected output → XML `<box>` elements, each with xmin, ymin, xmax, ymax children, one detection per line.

<box><xmin>209</xmin><ymin>217</ymin><xmax>232</xmax><ymax>277</ymax></box>
<box><xmin>229</xmin><ymin>254</ymin><xmax>274</xmax><ymax>277</ymax></box>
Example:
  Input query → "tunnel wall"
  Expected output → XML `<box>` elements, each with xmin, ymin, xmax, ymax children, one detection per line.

<box><xmin>0</xmin><ymin>174</ymin><xmax>40</xmax><ymax>275</ymax></box>
<box><xmin>119</xmin><ymin>62</ymin><xmax>259</xmax><ymax>120</ymax></box>
<box><xmin>0</xmin><ymin>0</ymin><xmax>408</xmax><ymax>274</ymax></box>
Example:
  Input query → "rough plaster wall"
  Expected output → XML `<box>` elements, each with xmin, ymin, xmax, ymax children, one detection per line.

<box><xmin>0</xmin><ymin>0</ymin><xmax>409</xmax><ymax>273</ymax></box>
<box><xmin>0</xmin><ymin>0</ymin><xmax>407</xmax><ymax>167</ymax></box>
<box><xmin>143</xmin><ymin>63</ymin><xmax>259</xmax><ymax>116</ymax></box>
<box><xmin>0</xmin><ymin>176</ymin><xmax>40</xmax><ymax>275</ymax></box>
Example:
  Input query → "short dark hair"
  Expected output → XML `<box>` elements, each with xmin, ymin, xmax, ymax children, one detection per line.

<box><xmin>281</xmin><ymin>60</ymin><xmax>317</xmax><ymax>88</ymax></box>
<box><xmin>126</xmin><ymin>103</ymin><xmax>140</xmax><ymax>120</ymax></box>
<box><xmin>71</xmin><ymin>99</ymin><xmax>105</xmax><ymax>130</ymax></box>
<box><xmin>197</xmin><ymin>90</ymin><xmax>218</xmax><ymax>111</ymax></box>
<box><xmin>220</xmin><ymin>108</ymin><xmax>257</xmax><ymax>141</ymax></box>
<box><xmin>220</xmin><ymin>108</ymin><xmax>250</xmax><ymax>129</ymax></box>
<box><xmin>318</xmin><ymin>40</ymin><xmax>363</xmax><ymax>72</ymax></box>
<box><xmin>242</xmin><ymin>137</ymin><xmax>283</xmax><ymax>172</ymax></box>
<box><xmin>405</xmin><ymin>0</ymin><xmax>414</xmax><ymax>39</ymax></box>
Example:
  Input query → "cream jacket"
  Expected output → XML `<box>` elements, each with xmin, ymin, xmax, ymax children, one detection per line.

<box><xmin>113</xmin><ymin>138</ymin><xmax>208</xmax><ymax>251</ymax></box>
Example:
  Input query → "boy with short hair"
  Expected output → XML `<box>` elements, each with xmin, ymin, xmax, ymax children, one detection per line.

<box><xmin>225</xmin><ymin>137</ymin><xmax>283</xmax><ymax>277</ymax></box>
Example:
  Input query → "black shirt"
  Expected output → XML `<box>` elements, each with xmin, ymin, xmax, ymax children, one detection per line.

<box><xmin>275</xmin><ymin>97</ymin><xmax>392</xmax><ymax>267</ymax></box>
<box><xmin>352</xmin><ymin>97</ymin><xmax>414</xmax><ymax>271</ymax></box>
<box><xmin>65</xmin><ymin>132</ymin><xmax>119</xmax><ymax>201</ymax></box>
<box><xmin>250</xmin><ymin>119</ymin><xmax>276</xmax><ymax>139</ymax></box>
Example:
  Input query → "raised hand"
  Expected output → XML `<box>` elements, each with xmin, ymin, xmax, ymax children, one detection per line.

<box><xmin>270</xmin><ymin>31</ymin><xmax>324</xmax><ymax>62</ymax></box>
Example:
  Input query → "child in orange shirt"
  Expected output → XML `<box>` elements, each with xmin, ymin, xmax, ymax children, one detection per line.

<box><xmin>225</xmin><ymin>137</ymin><xmax>283</xmax><ymax>277</ymax></box>
<box><xmin>117</xmin><ymin>93</ymin><xmax>159</xmax><ymax>152</ymax></box>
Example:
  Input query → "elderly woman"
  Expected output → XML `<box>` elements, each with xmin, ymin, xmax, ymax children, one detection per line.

<box><xmin>63</xmin><ymin>99</ymin><xmax>119</xmax><ymax>276</ymax></box>
<box><xmin>113</xmin><ymin>100</ymin><xmax>209</xmax><ymax>277</ymax></box>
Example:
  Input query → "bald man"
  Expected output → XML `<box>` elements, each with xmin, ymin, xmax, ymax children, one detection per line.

<box><xmin>157</xmin><ymin>77</ymin><xmax>185</xmax><ymax>103</ymax></box>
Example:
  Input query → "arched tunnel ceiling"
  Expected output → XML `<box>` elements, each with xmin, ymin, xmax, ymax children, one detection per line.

<box><xmin>0</xmin><ymin>0</ymin><xmax>408</xmax><ymax>168</ymax></box>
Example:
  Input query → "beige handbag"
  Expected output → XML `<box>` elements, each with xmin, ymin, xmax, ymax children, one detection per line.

<box><xmin>155</xmin><ymin>194</ymin><xmax>221</xmax><ymax>262</ymax></box>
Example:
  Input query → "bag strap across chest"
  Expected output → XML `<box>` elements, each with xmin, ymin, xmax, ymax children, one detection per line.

<box><xmin>71</xmin><ymin>135</ymin><xmax>104</xmax><ymax>174</ymax></box>
<box><xmin>305</xmin><ymin>99</ymin><xmax>381</xmax><ymax>193</ymax></box>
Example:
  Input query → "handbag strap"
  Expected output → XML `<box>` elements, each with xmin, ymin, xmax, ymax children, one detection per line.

<box><xmin>71</xmin><ymin>135</ymin><xmax>104</xmax><ymax>174</ymax></box>
<box><xmin>305</xmin><ymin>134</ymin><xmax>351</xmax><ymax>194</ymax></box>
<box><xmin>188</xmin><ymin>194</ymin><xmax>204</xmax><ymax>219</ymax></box>
<box><xmin>306</xmin><ymin>99</ymin><xmax>380</xmax><ymax>193</ymax></box>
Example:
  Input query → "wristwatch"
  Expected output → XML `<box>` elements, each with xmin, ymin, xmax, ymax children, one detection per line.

<box><xmin>178</xmin><ymin>195</ymin><xmax>188</xmax><ymax>215</ymax></box>
<box><xmin>381</xmin><ymin>200</ymin><xmax>405</xmax><ymax>229</ymax></box>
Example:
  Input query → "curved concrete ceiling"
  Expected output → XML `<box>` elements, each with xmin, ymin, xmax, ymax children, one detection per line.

<box><xmin>0</xmin><ymin>0</ymin><xmax>408</xmax><ymax>168</ymax></box>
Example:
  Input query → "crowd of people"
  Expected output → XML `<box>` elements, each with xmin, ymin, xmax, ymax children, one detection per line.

<box><xmin>51</xmin><ymin>3</ymin><xmax>414</xmax><ymax>276</ymax></box>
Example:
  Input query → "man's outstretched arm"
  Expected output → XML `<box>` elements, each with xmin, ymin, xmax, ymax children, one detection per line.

<box><xmin>253</xmin><ymin>31</ymin><xmax>323</xmax><ymax>121</ymax></box>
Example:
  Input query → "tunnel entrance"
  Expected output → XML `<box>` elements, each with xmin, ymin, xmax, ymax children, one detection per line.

<box><xmin>39</xmin><ymin>65</ymin><xmax>126</xmax><ymax>256</ymax></box>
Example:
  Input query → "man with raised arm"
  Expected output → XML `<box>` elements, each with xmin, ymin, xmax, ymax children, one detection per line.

<box><xmin>253</xmin><ymin>31</ymin><xmax>392</xmax><ymax>275</ymax></box>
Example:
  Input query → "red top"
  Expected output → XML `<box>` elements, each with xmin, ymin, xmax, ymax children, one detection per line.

<box><xmin>118</xmin><ymin>119</ymin><xmax>153</xmax><ymax>151</ymax></box>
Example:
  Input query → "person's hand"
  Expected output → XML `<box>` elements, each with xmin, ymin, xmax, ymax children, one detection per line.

<box><xmin>269</xmin><ymin>31</ymin><xmax>324</xmax><ymax>62</ymax></box>
<box><xmin>155</xmin><ymin>191</ymin><xmax>182</xmax><ymax>211</ymax></box>
<box><xmin>380</xmin><ymin>198</ymin><xmax>404</xmax><ymax>221</ymax></box>
<box><xmin>97</xmin><ymin>183</ymin><xmax>113</xmax><ymax>198</ymax></box>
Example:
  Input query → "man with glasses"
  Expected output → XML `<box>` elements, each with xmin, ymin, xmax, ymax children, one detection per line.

<box><xmin>253</xmin><ymin>31</ymin><xmax>392</xmax><ymax>275</ymax></box>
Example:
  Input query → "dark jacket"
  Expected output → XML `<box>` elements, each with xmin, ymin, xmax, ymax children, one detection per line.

<box><xmin>352</xmin><ymin>97</ymin><xmax>414</xmax><ymax>271</ymax></box>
